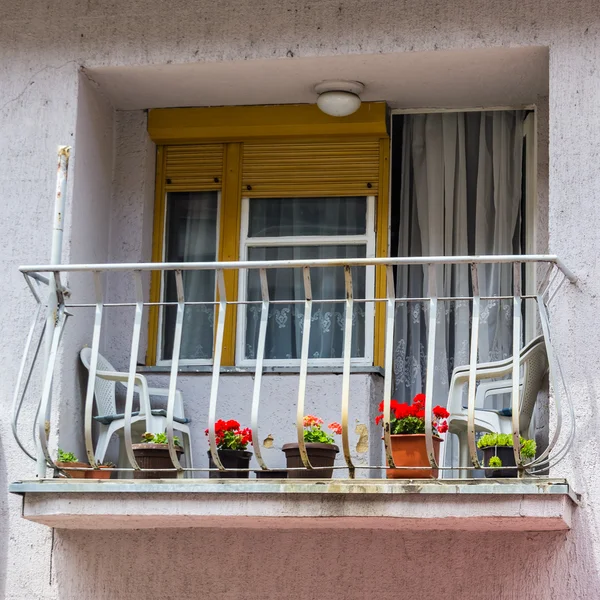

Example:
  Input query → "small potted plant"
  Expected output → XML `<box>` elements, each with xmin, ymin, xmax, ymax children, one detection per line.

<box><xmin>477</xmin><ymin>433</ymin><xmax>536</xmax><ymax>478</ymax></box>
<box><xmin>86</xmin><ymin>461</ymin><xmax>115</xmax><ymax>480</ymax></box>
<box><xmin>132</xmin><ymin>432</ymin><xmax>184</xmax><ymax>479</ymax></box>
<box><xmin>55</xmin><ymin>449</ymin><xmax>89</xmax><ymax>479</ymax></box>
<box><xmin>282</xmin><ymin>416</ymin><xmax>342</xmax><ymax>479</ymax></box>
<box><xmin>374</xmin><ymin>394</ymin><xmax>449</xmax><ymax>479</ymax></box>
<box><xmin>205</xmin><ymin>419</ymin><xmax>253</xmax><ymax>478</ymax></box>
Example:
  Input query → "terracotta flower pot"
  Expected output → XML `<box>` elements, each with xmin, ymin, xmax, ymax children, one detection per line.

<box><xmin>481</xmin><ymin>446</ymin><xmax>518</xmax><ymax>478</ymax></box>
<box><xmin>55</xmin><ymin>461</ymin><xmax>89</xmax><ymax>479</ymax></box>
<box><xmin>282</xmin><ymin>443</ymin><xmax>339</xmax><ymax>478</ymax></box>
<box><xmin>132</xmin><ymin>443</ymin><xmax>184</xmax><ymax>479</ymax></box>
<box><xmin>386</xmin><ymin>434</ymin><xmax>442</xmax><ymax>479</ymax></box>
<box><xmin>208</xmin><ymin>449</ymin><xmax>252</xmax><ymax>478</ymax></box>
<box><xmin>85</xmin><ymin>465</ymin><xmax>114</xmax><ymax>480</ymax></box>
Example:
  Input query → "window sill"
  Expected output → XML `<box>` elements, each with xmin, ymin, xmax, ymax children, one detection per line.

<box><xmin>10</xmin><ymin>478</ymin><xmax>578</xmax><ymax>532</ymax></box>
<box><xmin>136</xmin><ymin>365</ymin><xmax>385</xmax><ymax>376</ymax></box>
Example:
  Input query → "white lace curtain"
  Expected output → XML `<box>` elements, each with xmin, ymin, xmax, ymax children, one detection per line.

<box><xmin>393</xmin><ymin>111</ymin><xmax>524</xmax><ymax>403</ymax></box>
<box><xmin>245</xmin><ymin>197</ymin><xmax>367</xmax><ymax>361</ymax></box>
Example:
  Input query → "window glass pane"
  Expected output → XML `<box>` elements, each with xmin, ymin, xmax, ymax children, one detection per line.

<box><xmin>162</xmin><ymin>191</ymin><xmax>218</xmax><ymax>361</ymax></box>
<box><xmin>245</xmin><ymin>245</ymin><xmax>366</xmax><ymax>360</ymax></box>
<box><xmin>248</xmin><ymin>196</ymin><xmax>367</xmax><ymax>237</ymax></box>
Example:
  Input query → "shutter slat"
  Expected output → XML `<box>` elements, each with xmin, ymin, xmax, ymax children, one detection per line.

<box><xmin>165</xmin><ymin>144</ymin><xmax>224</xmax><ymax>191</ymax></box>
<box><xmin>242</xmin><ymin>141</ymin><xmax>380</xmax><ymax>197</ymax></box>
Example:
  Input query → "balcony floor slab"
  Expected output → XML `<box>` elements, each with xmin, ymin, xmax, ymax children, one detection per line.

<box><xmin>10</xmin><ymin>478</ymin><xmax>578</xmax><ymax>532</ymax></box>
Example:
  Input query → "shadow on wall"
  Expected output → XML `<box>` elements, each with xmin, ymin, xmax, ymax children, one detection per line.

<box><xmin>54</xmin><ymin>517</ymin><xmax>598</xmax><ymax>600</ymax></box>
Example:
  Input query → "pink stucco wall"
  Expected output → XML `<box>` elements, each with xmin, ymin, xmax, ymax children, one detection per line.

<box><xmin>3</xmin><ymin>0</ymin><xmax>600</xmax><ymax>598</ymax></box>
<box><xmin>52</xmin><ymin>523</ymin><xmax>592</xmax><ymax>599</ymax></box>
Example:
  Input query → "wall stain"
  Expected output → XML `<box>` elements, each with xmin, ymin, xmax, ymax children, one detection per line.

<box><xmin>355</xmin><ymin>423</ymin><xmax>368</xmax><ymax>453</ymax></box>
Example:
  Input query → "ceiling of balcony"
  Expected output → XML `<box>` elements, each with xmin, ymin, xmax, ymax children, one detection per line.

<box><xmin>85</xmin><ymin>46</ymin><xmax>548</xmax><ymax>111</ymax></box>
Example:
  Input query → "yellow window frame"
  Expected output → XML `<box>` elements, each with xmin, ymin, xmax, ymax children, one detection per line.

<box><xmin>147</xmin><ymin>103</ymin><xmax>389</xmax><ymax>367</ymax></box>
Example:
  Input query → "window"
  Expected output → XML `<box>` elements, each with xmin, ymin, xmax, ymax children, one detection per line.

<box><xmin>158</xmin><ymin>191</ymin><xmax>219</xmax><ymax>364</ymax></box>
<box><xmin>147</xmin><ymin>103</ymin><xmax>390</xmax><ymax>367</ymax></box>
<box><xmin>238</xmin><ymin>196</ymin><xmax>375</xmax><ymax>365</ymax></box>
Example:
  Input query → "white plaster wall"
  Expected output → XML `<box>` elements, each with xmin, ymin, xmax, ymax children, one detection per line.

<box><xmin>2</xmin><ymin>1</ymin><xmax>600</xmax><ymax>599</ymax></box>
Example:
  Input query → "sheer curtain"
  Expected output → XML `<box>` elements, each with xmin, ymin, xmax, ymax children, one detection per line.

<box><xmin>162</xmin><ymin>191</ymin><xmax>218</xmax><ymax>361</ymax></box>
<box><xmin>245</xmin><ymin>197</ymin><xmax>368</xmax><ymax>361</ymax></box>
<box><xmin>393</xmin><ymin>111</ymin><xmax>524</xmax><ymax>403</ymax></box>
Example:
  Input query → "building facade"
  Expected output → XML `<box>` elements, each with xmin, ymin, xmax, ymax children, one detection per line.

<box><xmin>1</xmin><ymin>1</ymin><xmax>599</xmax><ymax>598</ymax></box>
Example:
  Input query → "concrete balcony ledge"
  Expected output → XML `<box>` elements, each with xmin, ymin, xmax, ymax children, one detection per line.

<box><xmin>10</xmin><ymin>478</ymin><xmax>578</xmax><ymax>532</ymax></box>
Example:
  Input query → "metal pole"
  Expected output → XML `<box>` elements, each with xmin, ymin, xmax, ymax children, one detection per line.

<box><xmin>37</xmin><ymin>145</ymin><xmax>71</xmax><ymax>478</ymax></box>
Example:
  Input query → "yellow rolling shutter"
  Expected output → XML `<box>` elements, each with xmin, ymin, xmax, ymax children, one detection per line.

<box><xmin>241</xmin><ymin>140</ymin><xmax>381</xmax><ymax>198</ymax></box>
<box><xmin>164</xmin><ymin>144</ymin><xmax>224</xmax><ymax>191</ymax></box>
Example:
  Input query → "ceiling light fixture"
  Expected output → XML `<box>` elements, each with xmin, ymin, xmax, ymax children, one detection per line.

<box><xmin>314</xmin><ymin>80</ymin><xmax>365</xmax><ymax>117</ymax></box>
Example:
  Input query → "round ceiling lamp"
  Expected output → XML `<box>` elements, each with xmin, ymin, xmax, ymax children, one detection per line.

<box><xmin>314</xmin><ymin>80</ymin><xmax>365</xmax><ymax>117</ymax></box>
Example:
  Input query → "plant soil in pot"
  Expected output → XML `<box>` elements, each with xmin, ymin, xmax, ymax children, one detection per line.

<box><xmin>55</xmin><ymin>461</ymin><xmax>89</xmax><ymax>479</ymax></box>
<box><xmin>86</xmin><ymin>465</ymin><xmax>115</xmax><ymax>480</ymax></box>
<box><xmin>255</xmin><ymin>469</ymin><xmax>288</xmax><ymax>479</ymax></box>
<box><xmin>387</xmin><ymin>434</ymin><xmax>441</xmax><ymax>479</ymax></box>
<box><xmin>208</xmin><ymin>449</ymin><xmax>252</xmax><ymax>478</ymax></box>
<box><xmin>477</xmin><ymin>433</ymin><xmax>536</xmax><ymax>478</ymax></box>
<box><xmin>55</xmin><ymin>449</ymin><xmax>88</xmax><ymax>479</ymax></box>
<box><xmin>283</xmin><ymin>415</ymin><xmax>342</xmax><ymax>478</ymax></box>
<box><xmin>282</xmin><ymin>442</ymin><xmax>339</xmax><ymax>478</ymax></box>
<box><xmin>480</xmin><ymin>446</ymin><xmax>518</xmax><ymax>478</ymax></box>
<box><xmin>132</xmin><ymin>436</ymin><xmax>184</xmax><ymax>479</ymax></box>
<box><xmin>205</xmin><ymin>419</ymin><xmax>253</xmax><ymax>478</ymax></box>
<box><xmin>374</xmin><ymin>395</ymin><xmax>450</xmax><ymax>480</ymax></box>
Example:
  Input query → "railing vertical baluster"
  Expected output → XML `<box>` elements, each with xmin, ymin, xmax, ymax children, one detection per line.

<box><xmin>341</xmin><ymin>265</ymin><xmax>355</xmax><ymax>478</ymax></box>
<box><xmin>296</xmin><ymin>266</ymin><xmax>314</xmax><ymax>471</ymax></box>
<box><xmin>511</xmin><ymin>263</ymin><xmax>523</xmax><ymax>473</ymax></box>
<box><xmin>166</xmin><ymin>270</ymin><xmax>185</xmax><ymax>475</ymax></box>
<box><xmin>533</xmin><ymin>290</ymin><xmax>564</xmax><ymax>467</ymax></box>
<box><xmin>83</xmin><ymin>271</ymin><xmax>104</xmax><ymax>468</ymax></box>
<box><xmin>123</xmin><ymin>271</ymin><xmax>144</xmax><ymax>472</ymax></box>
<box><xmin>12</xmin><ymin>280</ymin><xmax>45</xmax><ymax>462</ymax></box>
<box><xmin>208</xmin><ymin>269</ymin><xmax>227</xmax><ymax>471</ymax></box>
<box><xmin>382</xmin><ymin>265</ymin><xmax>396</xmax><ymax>469</ymax></box>
<box><xmin>467</xmin><ymin>264</ymin><xmax>481</xmax><ymax>471</ymax></box>
<box><xmin>251</xmin><ymin>268</ymin><xmax>270</xmax><ymax>471</ymax></box>
<box><xmin>424</xmin><ymin>264</ymin><xmax>438</xmax><ymax>470</ymax></box>
<box><xmin>37</xmin><ymin>272</ymin><xmax>68</xmax><ymax>475</ymax></box>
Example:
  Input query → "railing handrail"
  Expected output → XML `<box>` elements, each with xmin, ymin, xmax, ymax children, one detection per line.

<box><xmin>18</xmin><ymin>253</ymin><xmax>577</xmax><ymax>283</ymax></box>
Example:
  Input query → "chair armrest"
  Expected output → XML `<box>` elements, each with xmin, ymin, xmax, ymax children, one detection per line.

<box><xmin>475</xmin><ymin>379</ymin><xmax>523</xmax><ymax>410</ymax></box>
<box><xmin>95</xmin><ymin>369</ymin><xmax>152</xmax><ymax>416</ymax></box>
<box><xmin>95</xmin><ymin>369</ymin><xmax>147</xmax><ymax>387</ymax></box>
<box><xmin>145</xmin><ymin>387</ymin><xmax>186</xmax><ymax>419</ymax></box>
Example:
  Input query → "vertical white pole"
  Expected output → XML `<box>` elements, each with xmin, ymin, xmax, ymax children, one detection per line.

<box><xmin>37</xmin><ymin>146</ymin><xmax>71</xmax><ymax>478</ymax></box>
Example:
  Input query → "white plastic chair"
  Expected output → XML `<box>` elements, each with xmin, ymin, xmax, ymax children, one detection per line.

<box><xmin>80</xmin><ymin>348</ymin><xmax>193</xmax><ymax>470</ymax></box>
<box><xmin>441</xmin><ymin>336</ymin><xmax>548</xmax><ymax>477</ymax></box>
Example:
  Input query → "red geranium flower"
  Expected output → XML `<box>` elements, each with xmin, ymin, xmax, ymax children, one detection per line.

<box><xmin>374</xmin><ymin>394</ymin><xmax>450</xmax><ymax>437</ymax></box>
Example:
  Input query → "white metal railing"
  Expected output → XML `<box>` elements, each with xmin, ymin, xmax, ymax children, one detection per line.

<box><xmin>12</xmin><ymin>255</ymin><xmax>577</xmax><ymax>479</ymax></box>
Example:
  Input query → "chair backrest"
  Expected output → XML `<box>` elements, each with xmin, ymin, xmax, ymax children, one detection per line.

<box><xmin>518</xmin><ymin>339</ymin><xmax>549</xmax><ymax>435</ymax></box>
<box><xmin>80</xmin><ymin>347</ymin><xmax>118</xmax><ymax>417</ymax></box>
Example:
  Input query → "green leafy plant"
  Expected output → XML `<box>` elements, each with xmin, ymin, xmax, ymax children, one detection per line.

<box><xmin>303</xmin><ymin>415</ymin><xmax>342</xmax><ymax>445</ymax></box>
<box><xmin>57</xmin><ymin>449</ymin><xmax>78</xmax><ymax>463</ymax></box>
<box><xmin>140</xmin><ymin>432</ymin><xmax>182</xmax><ymax>447</ymax></box>
<box><xmin>477</xmin><ymin>433</ymin><xmax>536</xmax><ymax>459</ymax></box>
<box><xmin>488</xmin><ymin>455</ymin><xmax>503</xmax><ymax>468</ymax></box>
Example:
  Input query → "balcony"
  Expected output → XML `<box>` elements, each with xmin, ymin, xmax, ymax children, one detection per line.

<box><xmin>9</xmin><ymin>254</ymin><xmax>579</xmax><ymax>531</ymax></box>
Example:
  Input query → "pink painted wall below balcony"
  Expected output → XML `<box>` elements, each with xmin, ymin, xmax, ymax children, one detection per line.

<box><xmin>53</xmin><ymin>523</ymin><xmax>590</xmax><ymax>599</ymax></box>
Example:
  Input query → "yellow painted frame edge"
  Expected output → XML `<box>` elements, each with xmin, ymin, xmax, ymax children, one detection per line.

<box><xmin>374</xmin><ymin>137</ymin><xmax>391</xmax><ymax>368</ymax></box>
<box><xmin>219</xmin><ymin>143</ymin><xmax>242</xmax><ymax>366</ymax></box>
<box><xmin>147</xmin><ymin>146</ymin><xmax>166</xmax><ymax>365</ymax></box>
<box><xmin>148</xmin><ymin>102</ymin><xmax>388</xmax><ymax>144</ymax></box>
